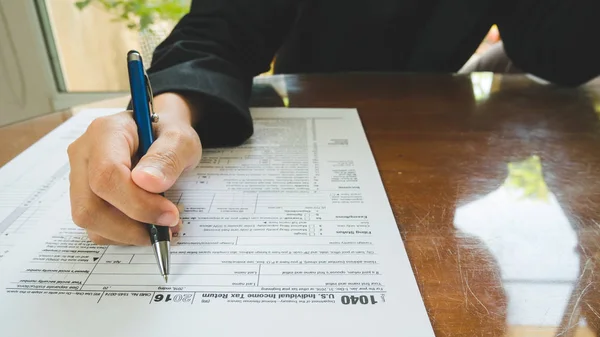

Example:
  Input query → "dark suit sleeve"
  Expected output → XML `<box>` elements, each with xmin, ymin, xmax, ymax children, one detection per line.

<box><xmin>497</xmin><ymin>0</ymin><xmax>600</xmax><ymax>86</ymax></box>
<box><xmin>145</xmin><ymin>0</ymin><xmax>298</xmax><ymax>147</ymax></box>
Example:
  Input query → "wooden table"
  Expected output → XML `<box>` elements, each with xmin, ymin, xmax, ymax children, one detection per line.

<box><xmin>2</xmin><ymin>73</ymin><xmax>599</xmax><ymax>337</ymax></box>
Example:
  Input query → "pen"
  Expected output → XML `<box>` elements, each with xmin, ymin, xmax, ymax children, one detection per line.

<box><xmin>127</xmin><ymin>50</ymin><xmax>170</xmax><ymax>283</ymax></box>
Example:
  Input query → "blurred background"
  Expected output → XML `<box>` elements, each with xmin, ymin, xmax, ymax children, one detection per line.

<box><xmin>0</xmin><ymin>0</ymin><xmax>561</xmax><ymax>127</ymax></box>
<box><xmin>45</xmin><ymin>0</ymin><xmax>189</xmax><ymax>92</ymax></box>
<box><xmin>45</xmin><ymin>0</ymin><xmax>501</xmax><ymax>92</ymax></box>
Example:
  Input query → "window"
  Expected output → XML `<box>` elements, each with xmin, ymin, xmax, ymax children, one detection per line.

<box><xmin>40</xmin><ymin>0</ymin><xmax>190</xmax><ymax>93</ymax></box>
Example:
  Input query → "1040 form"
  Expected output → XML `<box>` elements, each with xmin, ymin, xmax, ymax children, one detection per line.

<box><xmin>0</xmin><ymin>108</ymin><xmax>434</xmax><ymax>337</ymax></box>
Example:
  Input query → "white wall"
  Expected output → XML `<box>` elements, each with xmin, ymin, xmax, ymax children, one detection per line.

<box><xmin>0</xmin><ymin>1</ymin><xmax>55</xmax><ymax>126</ymax></box>
<box><xmin>0</xmin><ymin>1</ymin><xmax>124</xmax><ymax>127</ymax></box>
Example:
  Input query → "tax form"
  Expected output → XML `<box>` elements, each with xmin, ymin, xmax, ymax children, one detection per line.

<box><xmin>0</xmin><ymin>108</ymin><xmax>434</xmax><ymax>337</ymax></box>
<box><xmin>0</xmin><ymin>110</ymin><xmax>110</xmax><ymax>260</ymax></box>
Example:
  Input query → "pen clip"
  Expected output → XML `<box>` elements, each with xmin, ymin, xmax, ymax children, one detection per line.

<box><xmin>144</xmin><ymin>71</ymin><xmax>159</xmax><ymax>123</ymax></box>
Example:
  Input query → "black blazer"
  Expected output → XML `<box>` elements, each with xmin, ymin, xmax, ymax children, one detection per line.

<box><xmin>146</xmin><ymin>0</ymin><xmax>600</xmax><ymax>146</ymax></box>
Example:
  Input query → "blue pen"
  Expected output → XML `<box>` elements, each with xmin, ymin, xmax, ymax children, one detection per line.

<box><xmin>127</xmin><ymin>50</ymin><xmax>170</xmax><ymax>283</ymax></box>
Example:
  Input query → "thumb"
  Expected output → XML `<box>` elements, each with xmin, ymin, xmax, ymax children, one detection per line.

<box><xmin>131</xmin><ymin>128</ymin><xmax>201</xmax><ymax>193</ymax></box>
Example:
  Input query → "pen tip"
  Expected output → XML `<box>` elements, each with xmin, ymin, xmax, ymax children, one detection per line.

<box><xmin>164</xmin><ymin>275</ymin><xmax>168</xmax><ymax>283</ymax></box>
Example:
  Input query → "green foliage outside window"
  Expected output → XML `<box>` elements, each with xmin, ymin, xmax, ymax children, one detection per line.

<box><xmin>74</xmin><ymin>0</ymin><xmax>190</xmax><ymax>30</ymax></box>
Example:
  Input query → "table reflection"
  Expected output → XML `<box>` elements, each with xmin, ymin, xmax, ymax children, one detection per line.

<box><xmin>470</xmin><ymin>72</ymin><xmax>497</xmax><ymax>103</ymax></box>
<box><xmin>454</xmin><ymin>155</ymin><xmax>597</xmax><ymax>336</ymax></box>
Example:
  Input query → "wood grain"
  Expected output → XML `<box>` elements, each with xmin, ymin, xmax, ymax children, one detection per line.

<box><xmin>1</xmin><ymin>73</ymin><xmax>598</xmax><ymax>337</ymax></box>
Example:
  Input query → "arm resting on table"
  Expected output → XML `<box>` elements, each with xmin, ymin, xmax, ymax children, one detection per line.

<box><xmin>497</xmin><ymin>0</ymin><xmax>600</xmax><ymax>87</ymax></box>
<box><xmin>146</xmin><ymin>0</ymin><xmax>299</xmax><ymax>147</ymax></box>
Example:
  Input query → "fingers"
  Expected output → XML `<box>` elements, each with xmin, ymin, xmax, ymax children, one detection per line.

<box><xmin>75</xmin><ymin>198</ymin><xmax>151</xmax><ymax>246</ymax></box>
<box><xmin>68</xmin><ymin>109</ymin><xmax>199</xmax><ymax>246</ymax></box>
<box><xmin>85</xmin><ymin>113</ymin><xmax>181</xmax><ymax>227</ymax></box>
<box><xmin>68</xmin><ymin>143</ymin><xmax>151</xmax><ymax>246</ymax></box>
<box><xmin>87</xmin><ymin>154</ymin><xmax>180</xmax><ymax>227</ymax></box>
<box><xmin>132</xmin><ymin>119</ymin><xmax>202</xmax><ymax>194</ymax></box>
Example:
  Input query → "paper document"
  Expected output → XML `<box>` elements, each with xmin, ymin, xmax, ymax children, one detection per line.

<box><xmin>0</xmin><ymin>108</ymin><xmax>434</xmax><ymax>337</ymax></box>
<box><xmin>0</xmin><ymin>110</ymin><xmax>110</xmax><ymax>260</ymax></box>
